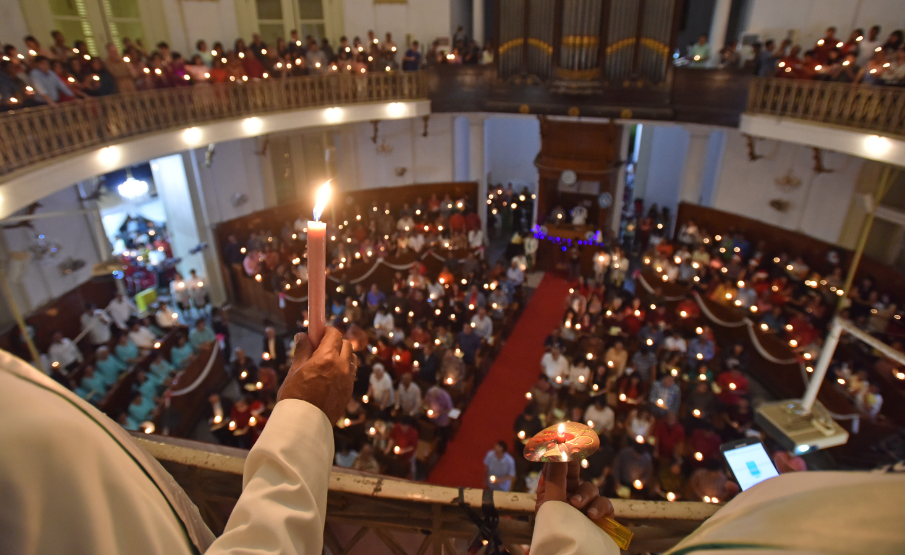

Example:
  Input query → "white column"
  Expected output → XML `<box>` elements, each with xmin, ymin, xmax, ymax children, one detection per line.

<box><xmin>611</xmin><ymin>126</ymin><xmax>632</xmax><ymax>237</ymax></box>
<box><xmin>679</xmin><ymin>129</ymin><xmax>712</xmax><ymax>205</ymax></box>
<box><xmin>183</xmin><ymin>151</ymin><xmax>228</xmax><ymax>306</ymax></box>
<box><xmin>708</xmin><ymin>0</ymin><xmax>732</xmax><ymax>67</ymax></box>
<box><xmin>467</xmin><ymin>114</ymin><xmax>488</xmax><ymax>235</ymax></box>
<box><xmin>473</xmin><ymin>0</ymin><xmax>485</xmax><ymax>45</ymax></box>
<box><xmin>77</xmin><ymin>179</ymin><xmax>112</xmax><ymax>261</ymax></box>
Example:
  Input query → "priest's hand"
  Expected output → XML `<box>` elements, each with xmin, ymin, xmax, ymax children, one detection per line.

<box><xmin>278</xmin><ymin>326</ymin><xmax>356</xmax><ymax>424</ymax></box>
<box><xmin>535</xmin><ymin>460</ymin><xmax>614</xmax><ymax>522</ymax></box>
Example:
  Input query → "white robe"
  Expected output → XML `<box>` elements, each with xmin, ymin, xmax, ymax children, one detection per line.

<box><xmin>0</xmin><ymin>348</ymin><xmax>333</xmax><ymax>555</ymax></box>
<box><xmin>530</xmin><ymin>471</ymin><xmax>905</xmax><ymax>555</ymax></box>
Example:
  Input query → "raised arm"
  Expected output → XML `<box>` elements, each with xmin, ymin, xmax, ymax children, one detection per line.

<box><xmin>206</xmin><ymin>327</ymin><xmax>355</xmax><ymax>555</ymax></box>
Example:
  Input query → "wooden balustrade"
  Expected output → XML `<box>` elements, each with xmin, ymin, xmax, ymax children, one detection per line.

<box><xmin>747</xmin><ymin>77</ymin><xmax>905</xmax><ymax>139</ymax></box>
<box><xmin>135</xmin><ymin>432</ymin><xmax>718</xmax><ymax>552</ymax></box>
<box><xmin>0</xmin><ymin>72</ymin><xmax>428</xmax><ymax>177</ymax></box>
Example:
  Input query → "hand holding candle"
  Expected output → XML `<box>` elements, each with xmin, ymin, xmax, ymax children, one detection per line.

<box><xmin>535</xmin><ymin>458</ymin><xmax>633</xmax><ymax>551</ymax></box>
<box><xmin>307</xmin><ymin>181</ymin><xmax>331</xmax><ymax>347</ymax></box>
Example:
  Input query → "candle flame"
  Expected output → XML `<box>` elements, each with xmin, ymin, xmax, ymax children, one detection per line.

<box><xmin>313</xmin><ymin>180</ymin><xmax>331</xmax><ymax>221</ymax></box>
<box><xmin>557</xmin><ymin>423</ymin><xmax>565</xmax><ymax>435</ymax></box>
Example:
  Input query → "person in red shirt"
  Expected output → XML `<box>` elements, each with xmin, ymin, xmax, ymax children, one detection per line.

<box><xmin>652</xmin><ymin>412</ymin><xmax>686</xmax><ymax>462</ymax></box>
<box><xmin>392</xmin><ymin>345</ymin><xmax>413</xmax><ymax>378</ymax></box>
<box><xmin>427</xmin><ymin>193</ymin><xmax>441</xmax><ymax>214</ymax></box>
<box><xmin>811</xmin><ymin>26</ymin><xmax>838</xmax><ymax>64</ymax></box>
<box><xmin>449</xmin><ymin>211</ymin><xmax>465</xmax><ymax>232</ymax></box>
<box><xmin>716</xmin><ymin>368</ymin><xmax>749</xmax><ymax>407</ymax></box>
<box><xmin>152</xmin><ymin>236</ymin><xmax>173</xmax><ymax>258</ymax></box>
<box><xmin>464</xmin><ymin>212</ymin><xmax>480</xmax><ymax>231</ymax></box>
<box><xmin>437</xmin><ymin>266</ymin><xmax>454</xmax><ymax>286</ymax></box>
<box><xmin>623</xmin><ymin>299</ymin><xmax>645</xmax><ymax>336</ymax></box>
<box><xmin>241</xmin><ymin>47</ymin><xmax>265</xmax><ymax>78</ymax></box>
<box><xmin>675</xmin><ymin>298</ymin><xmax>700</xmax><ymax>321</ymax></box>
<box><xmin>386</xmin><ymin>416</ymin><xmax>420</xmax><ymax>478</ymax></box>
<box><xmin>375</xmin><ymin>337</ymin><xmax>394</xmax><ymax>368</ymax></box>
<box><xmin>687</xmin><ymin>423</ymin><xmax>721</xmax><ymax>468</ymax></box>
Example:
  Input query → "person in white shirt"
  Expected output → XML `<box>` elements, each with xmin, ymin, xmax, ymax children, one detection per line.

<box><xmin>523</xmin><ymin>234</ymin><xmax>538</xmax><ymax>267</ymax></box>
<box><xmin>394</xmin><ymin>373</ymin><xmax>423</xmax><ymax>417</ymax></box>
<box><xmin>593</xmin><ymin>251</ymin><xmax>611</xmax><ymax>284</ymax></box>
<box><xmin>128</xmin><ymin>322</ymin><xmax>157</xmax><ymax>351</ymax></box>
<box><xmin>468</xmin><ymin>228</ymin><xmax>484</xmax><ymax>256</ymax></box>
<box><xmin>425</xmin><ymin>281</ymin><xmax>444</xmax><ymax>304</ymax></box>
<box><xmin>407</xmin><ymin>268</ymin><xmax>425</xmax><ymax>290</ymax></box>
<box><xmin>470</xmin><ymin>308</ymin><xmax>493</xmax><ymax>341</ymax></box>
<box><xmin>368</xmin><ymin>363</ymin><xmax>394</xmax><ymax>410</ymax></box>
<box><xmin>506</xmin><ymin>259</ymin><xmax>525</xmax><ymax>287</ymax></box>
<box><xmin>396</xmin><ymin>214</ymin><xmax>415</xmax><ymax>233</ymax></box>
<box><xmin>81</xmin><ymin>304</ymin><xmax>111</xmax><ymax>346</ymax></box>
<box><xmin>409</xmin><ymin>232</ymin><xmax>425</xmax><ymax>252</ymax></box>
<box><xmin>105</xmin><ymin>292</ymin><xmax>135</xmax><ymax>331</ymax></box>
<box><xmin>584</xmin><ymin>396</ymin><xmax>615</xmax><ymax>436</ymax></box>
<box><xmin>188</xmin><ymin>269</ymin><xmax>209</xmax><ymax>311</ymax></box>
<box><xmin>609</xmin><ymin>247</ymin><xmax>628</xmax><ymax>286</ymax></box>
<box><xmin>541</xmin><ymin>346</ymin><xmax>570</xmax><ymax>387</ymax></box>
<box><xmin>571</xmin><ymin>205</ymin><xmax>588</xmax><ymax>225</ymax></box>
<box><xmin>858</xmin><ymin>25</ymin><xmax>883</xmax><ymax>67</ymax></box>
<box><xmin>156</xmin><ymin>302</ymin><xmax>179</xmax><ymax>330</ymax></box>
<box><xmin>169</xmin><ymin>273</ymin><xmax>191</xmax><ymax>312</ymax></box>
<box><xmin>48</xmin><ymin>331</ymin><xmax>83</xmax><ymax>373</ymax></box>
<box><xmin>293</xmin><ymin>217</ymin><xmax>307</xmax><ymax>236</ymax></box>
<box><xmin>373</xmin><ymin>306</ymin><xmax>395</xmax><ymax>338</ymax></box>
<box><xmin>664</xmin><ymin>330</ymin><xmax>687</xmax><ymax>353</ymax></box>
<box><xmin>294</xmin><ymin>263</ymin><xmax>309</xmax><ymax>283</ymax></box>
<box><xmin>569</xmin><ymin>359</ymin><xmax>592</xmax><ymax>392</ymax></box>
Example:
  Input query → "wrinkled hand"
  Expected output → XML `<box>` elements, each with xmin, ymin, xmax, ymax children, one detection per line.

<box><xmin>277</xmin><ymin>327</ymin><xmax>356</xmax><ymax>424</ymax></box>
<box><xmin>535</xmin><ymin>461</ymin><xmax>614</xmax><ymax>522</ymax></box>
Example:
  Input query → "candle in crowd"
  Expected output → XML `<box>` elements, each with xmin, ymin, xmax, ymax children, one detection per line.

<box><xmin>307</xmin><ymin>181</ymin><xmax>331</xmax><ymax>347</ymax></box>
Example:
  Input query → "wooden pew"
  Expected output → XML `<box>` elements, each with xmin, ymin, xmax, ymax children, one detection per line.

<box><xmin>96</xmin><ymin>327</ymin><xmax>183</xmax><ymax>417</ymax></box>
<box><xmin>153</xmin><ymin>341</ymin><xmax>228</xmax><ymax>438</ymax></box>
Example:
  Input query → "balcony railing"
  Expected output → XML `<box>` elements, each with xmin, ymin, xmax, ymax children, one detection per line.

<box><xmin>0</xmin><ymin>72</ymin><xmax>428</xmax><ymax>177</ymax></box>
<box><xmin>746</xmin><ymin>77</ymin><xmax>905</xmax><ymax>139</ymax></box>
<box><xmin>135</xmin><ymin>433</ymin><xmax>718</xmax><ymax>554</ymax></box>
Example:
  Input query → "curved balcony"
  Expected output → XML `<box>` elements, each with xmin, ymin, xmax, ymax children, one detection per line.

<box><xmin>0</xmin><ymin>73</ymin><xmax>429</xmax><ymax>218</ymax></box>
<box><xmin>0</xmin><ymin>72</ymin><xmax>427</xmax><ymax>177</ymax></box>
<box><xmin>3</xmin><ymin>68</ymin><xmax>904</xmax><ymax>219</ymax></box>
<box><xmin>742</xmin><ymin>78</ymin><xmax>905</xmax><ymax>165</ymax></box>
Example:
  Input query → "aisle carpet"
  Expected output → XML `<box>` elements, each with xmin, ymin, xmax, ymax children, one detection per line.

<box><xmin>427</xmin><ymin>273</ymin><xmax>571</xmax><ymax>487</ymax></box>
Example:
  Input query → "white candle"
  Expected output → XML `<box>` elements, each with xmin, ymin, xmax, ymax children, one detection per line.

<box><xmin>307</xmin><ymin>182</ymin><xmax>331</xmax><ymax>347</ymax></box>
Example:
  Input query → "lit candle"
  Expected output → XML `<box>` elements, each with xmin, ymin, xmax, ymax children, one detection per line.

<box><xmin>307</xmin><ymin>182</ymin><xmax>331</xmax><ymax>347</ymax></box>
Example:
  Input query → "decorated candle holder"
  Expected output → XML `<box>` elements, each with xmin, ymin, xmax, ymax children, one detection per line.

<box><xmin>524</xmin><ymin>422</ymin><xmax>633</xmax><ymax>550</ymax></box>
<box><xmin>524</xmin><ymin>421</ymin><xmax>600</xmax><ymax>463</ymax></box>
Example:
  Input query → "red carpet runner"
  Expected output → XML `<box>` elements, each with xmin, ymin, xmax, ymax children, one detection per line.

<box><xmin>428</xmin><ymin>273</ymin><xmax>572</xmax><ymax>487</ymax></box>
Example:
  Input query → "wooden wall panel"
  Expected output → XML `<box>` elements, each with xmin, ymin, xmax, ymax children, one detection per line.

<box><xmin>536</xmin><ymin>119</ymin><xmax>621</xmax><ymax>229</ymax></box>
<box><xmin>0</xmin><ymin>274</ymin><xmax>118</xmax><ymax>359</ymax></box>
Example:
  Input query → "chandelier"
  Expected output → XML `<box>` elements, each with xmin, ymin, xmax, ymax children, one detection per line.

<box><xmin>117</xmin><ymin>171</ymin><xmax>149</xmax><ymax>201</ymax></box>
